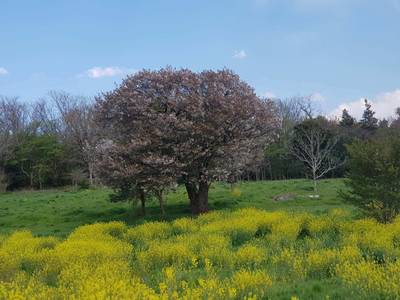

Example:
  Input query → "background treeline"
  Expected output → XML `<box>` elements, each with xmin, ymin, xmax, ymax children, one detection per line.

<box><xmin>242</xmin><ymin>98</ymin><xmax>400</xmax><ymax>182</ymax></box>
<box><xmin>0</xmin><ymin>92</ymin><xmax>399</xmax><ymax>192</ymax></box>
<box><xmin>0</xmin><ymin>92</ymin><xmax>97</xmax><ymax>191</ymax></box>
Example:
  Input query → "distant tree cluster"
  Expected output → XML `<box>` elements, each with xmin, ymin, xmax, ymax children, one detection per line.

<box><xmin>0</xmin><ymin>93</ymin><xmax>97</xmax><ymax>191</ymax></box>
<box><xmin>261</xmin><ymin>98</ymin><xmax>400</xmax><ymax>183</ymax></box>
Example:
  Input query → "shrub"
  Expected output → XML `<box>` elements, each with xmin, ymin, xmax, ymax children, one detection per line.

<box><xmin>342</xmin><ymin>134</ymin><xmax>400</xmax><ymax>223</ymax></box>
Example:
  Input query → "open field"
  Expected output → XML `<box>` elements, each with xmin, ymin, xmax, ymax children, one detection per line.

<box><xmin>2</xmin><ymin>1</ymin><xmax>398</xmax><ymax>298</ymax></box>
<box><xmin>2</xmin><ymin>179</ymin><xmax>399</xmax><ymax>299</ymax></box>
<box><xmin>1</xmin><ymin>206</ymin><xmax>399</xmax><ymax>299</ymax></box>
<box><xmin>0</xmin><ymin>179</ymin><xmax>354</xmax><ymax>236</ymax></box>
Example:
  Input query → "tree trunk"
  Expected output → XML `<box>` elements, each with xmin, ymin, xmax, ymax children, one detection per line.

<box><xmin>30</xmin><ymin>172</ymin><xmax>34</xmax><ymax>189</ymax></box>
<box><xmin>268</xmin><ymin>162</ymin><xmax>273</xmax><ymax>180</ymax></box>
<box><xmin>0</xmin><ymin>168</ymin><xmax>7</xmax><ymax>193</ymax></box>
<box><xmin>312</xmin><ymin>169</ymin><xmax>317</xmax><ymax>194</ymax></box>
<box><xmin>88</xmin><ymin>162</ymin><xmax>94</xmax><ymax>186</ymax></box>
<box><xmin>185</xmin><ymin>181</ymin><xmax>209</xmax><ymax>215</ymax></box>
<box><xmin>157</xmin><ymin>191</ymin><xmax>165</xmax><ymax>217</ymax></box>
<box><xmin>139</xmin><ymin>190</ymin><xmax>146</xmax><ymax>216</ymax></box>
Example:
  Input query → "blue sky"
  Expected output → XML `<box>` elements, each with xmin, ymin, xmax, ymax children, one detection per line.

<box><xmin>1</xmin><ymin>0</ymin><xmax>399</xmax><ymax>118</ymax></box>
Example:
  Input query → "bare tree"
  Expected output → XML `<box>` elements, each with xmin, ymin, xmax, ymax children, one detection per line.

<box><xmin>0</xmin><ymin>96</ymin><xmax>29</xmax><ymax>155</ymax></box>
<box><xmin>275</xmin><ymin>96</ymin><xmax>317</xmax><ymax>139</ymax></box>
<box><xmin>298</xmin><ymin>96</ymin><xmax>316</xmax><ymax>120</ymax></box>
<box><xmin>31</xmin><ymin>99</ymin><xmax>61</xmax><ymax>135</ymax></box>
<box><xmin>275</xmin><ymin>98</ymin><xmax>304</xmax><ymax>137</ymax></box>
<box><xmin>49</xmin><ymin>91</ymin><xmax>98</xmax><ymax>185</ymax></box>
<box><xmin>262</xmin><ymin>96</ymin><xmax>317</xmax><ymax>180</ymax></box>
<box><xmin>290</xmin><ymin>118</ymin><xmax>343</xmax><ymax>193</ymax></box>
<box><xmin>0</xmin><ymin>96</ymin><xmax>30</xmax><ymax>191</ymax></box>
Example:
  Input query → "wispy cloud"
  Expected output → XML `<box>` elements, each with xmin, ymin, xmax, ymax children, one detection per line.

<box><xmin>80</xmin><ymin>66</ymin><xmax>135</xmax><ymax>78</ymax></box>
<box><xmin>310</xmin><ymin>92</ymin><xmax>325</xmax><ymax>102</ymax></box>
<box><xmin>330</xmin><ymin>89</ymin><xmax>400</xmax><ymax>120</ymax></box>
<box><xmin>233</xmin><ymin>50</ymin><xmax>247</xmax><ymax>59</ymax></box>
<box><xmin>262</xmin><ymin>91</ymin><xmax>277</xmax><ymax>99</ymax></box>
<box><xmin>0</xmin><ymin>67</ymin><xmax>8</xmax><ymax>76</ymax></box>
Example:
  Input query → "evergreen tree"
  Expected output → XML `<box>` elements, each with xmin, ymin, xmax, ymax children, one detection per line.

<box><xmin>378</xmin><ymin>119</ymin><xmax>389</xmax><ymax>129</ymax></box>
<box><xmin>391</xmin><ymin>107</ymin><xmax>400</xmax><ymax>129</ymax></box>
<box><xmin>342</xmin><ymin>133</ymin><xmax>400</xmax><ymax>223</ymax></box>
<box><xmin>359</xmin><ymin>99</ymin><xmax>378</xmax><ymax>130</ymax></box>
<box><xmin>339</xmin><ymin>109</ymin><xmax>356</xmax><ymax>127</ymax></box>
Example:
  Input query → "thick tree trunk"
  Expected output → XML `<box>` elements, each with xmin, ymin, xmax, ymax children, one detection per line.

<box><xmin>185</xmin><ymin>181</ymin><xmax>209</xmax><ymax>215</ymax></box>
<box><xmin>158</xmin><ymin>192</ymin><xmax>165</xmax><ymax>217</ymax></box>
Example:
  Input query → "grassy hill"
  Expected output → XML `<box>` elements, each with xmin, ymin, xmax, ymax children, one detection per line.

<box><xmin>0</xmin><ymin>179</ymin><xmax>354</xmax><ymax>236</ymax></box>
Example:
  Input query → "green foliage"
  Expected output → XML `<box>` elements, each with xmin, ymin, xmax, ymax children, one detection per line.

<box><xmin>340</xmin><ymin>109</ymin><xmax>356</xmax><ymax>127</ymax></box>
<box><xmin>342</xmin><ymin>134</ymin><xmax>400</xmax><ymax>222</ymax></box>
<box><xmin>0</xmin><ymin>179</ymin><xmax>351</xmax><ymax>237</ymax></box>
<box><xmin>6</xmin><ymin>134</ymin><xmax>67</xmax><ymax>189</ymax></box>
<box><xmin>292</xmin><ymin>117</ymin><xmax>337</xmax><ymax>148</ymax></box>
<box><xmin>359</xmin><ymin>99</ymin><xmax>378</xmax><ymax>131</ymax></box>
<box><xmin>265</xmin><ymin>141</ymin><xmax>306</xmax><ymax>180</ymax></box>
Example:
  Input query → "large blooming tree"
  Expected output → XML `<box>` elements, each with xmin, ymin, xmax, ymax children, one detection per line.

<box><xmin>96</xmin><ymin>68</ymin><xmax>277</xmax><ymax>214</ymax></box>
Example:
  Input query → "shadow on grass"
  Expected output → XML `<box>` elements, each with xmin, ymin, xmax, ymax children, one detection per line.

<box><xmin>79</xmin><ymin>203</ymin><xmax>194</xmax><ymax>226</ymax></box>
<box><xmin>81</xmin><ymin>199</ymin><xmax>242</xmax><ymax>227</ymax></box>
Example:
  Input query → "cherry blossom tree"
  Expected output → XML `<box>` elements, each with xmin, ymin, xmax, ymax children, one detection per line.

<box><xmin>96</xmin><ymin>68</ymin><xmax>277</xmax><ymax>214</ymax></box>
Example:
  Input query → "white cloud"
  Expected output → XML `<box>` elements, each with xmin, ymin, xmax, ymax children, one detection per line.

<box><xmin>86</xmin><ymin>66</ymin><xmax>123</xmax><ymax>78</ymax></box>
<box><xmin>330</xmin><ymin>89</ymin><xmax>400</xmax><ymax>120</ymax></box>
<box><xmin>81</xmin><ymin>66</ymin><xmax>135</xmax><ymax>79</ymax></box>
<box><xmin>233</xmin><ymin>50</ymin><xmax>247</xmax><ymax>59</ymax></box>
<box><xmin>262</xmin><ymin>91</ymin><xmax>277</xmax><ymax>99</ymax></box>
<box><xmin>0</xmin><ymin>67</ymin><xmax>8</xmax><ymax>76</ymax></box>
<box><xmin>310</xmin><ymin>92</ymin><xmax>325</xmax><ymax>102</ymax></box>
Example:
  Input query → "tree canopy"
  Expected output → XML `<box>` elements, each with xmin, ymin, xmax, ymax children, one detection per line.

<box><xmin>95</xmin><ymin>68</ymin><xmax>277</xmax><ymax>214</ymax></box>
<box><xmin>343</xmin><ymin>133</ymin><xmax>400</xmax><ymax>223</ymax></box>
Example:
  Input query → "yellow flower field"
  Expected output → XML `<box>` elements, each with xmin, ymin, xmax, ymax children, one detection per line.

<box><xmin>1</xmin><ymin>208</ymin><xmax>400</xmax><ymax>299</ymax></box>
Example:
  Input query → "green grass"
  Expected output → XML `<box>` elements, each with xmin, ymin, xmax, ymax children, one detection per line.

<box><xmin>0</xmin><ymin>178</ymin><xmax>355</xmax><ymax>237</ymax></box>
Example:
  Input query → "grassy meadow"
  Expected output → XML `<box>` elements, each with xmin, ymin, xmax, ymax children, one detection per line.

<box><xmin>0</xmin><ymin>179</ymin><xmax>351</xmax><ymax>236</ymax></box>
<box><xmin>3</xmin><ymin>179</ymin><xmax>399</xmax><ymax>299</ymax></box>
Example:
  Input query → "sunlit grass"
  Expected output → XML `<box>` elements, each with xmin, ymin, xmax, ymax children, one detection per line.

<box><xmin>0</xmin><ymin>179</ymin><xmax>352</xmax><ymax>236</ymax></box>
<box><xmin>1</xmin><ymin>208</ymin><xmax>399</xmax><ymax>299</ymax></box>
